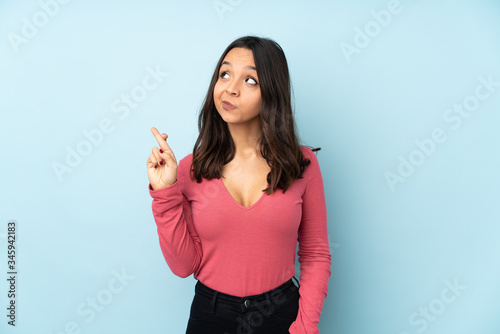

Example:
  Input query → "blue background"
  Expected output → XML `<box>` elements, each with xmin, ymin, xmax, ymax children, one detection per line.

<box><xmin>1</xmin><ymin>0</ymin><xmax>499</xmax><ymax>333</ymax></box>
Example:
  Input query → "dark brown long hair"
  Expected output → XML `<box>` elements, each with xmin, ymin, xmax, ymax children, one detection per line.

<box><xmin>190</xmin><ymin>35</ymin><xmax>321</xmax><ymax>195</ymax></box>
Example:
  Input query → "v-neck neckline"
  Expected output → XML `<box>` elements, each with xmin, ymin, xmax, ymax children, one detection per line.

<box><xmin>218</xmin><ymin>177</ymin><xmax>268</xmax><ymax>211</ymax></box>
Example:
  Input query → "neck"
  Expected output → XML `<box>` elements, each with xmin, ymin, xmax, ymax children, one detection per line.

<box><xmin>227</xmin><ymin>117</ymin><xmax>262</xmax><ymax>159</ymax></box>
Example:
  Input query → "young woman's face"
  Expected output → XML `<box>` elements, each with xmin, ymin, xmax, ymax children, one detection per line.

<box><xmin>213</xmin><ymin>47</ymin><xmax>261</xmax><ymax>125</ymax></box>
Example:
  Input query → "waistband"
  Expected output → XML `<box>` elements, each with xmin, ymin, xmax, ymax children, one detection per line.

<box><xmin>195</xmin><ymin>276</ymin><xmax>300</xmax><ymax>313</ymax></box>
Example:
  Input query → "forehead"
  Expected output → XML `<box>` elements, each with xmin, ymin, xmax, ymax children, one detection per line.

<box><xmin>222</xmin><ymin>47</ymin><xmax>255</xmax><ymax>65</ymax></box>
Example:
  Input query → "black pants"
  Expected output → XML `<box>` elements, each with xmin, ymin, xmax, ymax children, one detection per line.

<box><xmin>185</xmin><ymin>277</ymin><xmax>300</xmax><ymax>334</ymax></box>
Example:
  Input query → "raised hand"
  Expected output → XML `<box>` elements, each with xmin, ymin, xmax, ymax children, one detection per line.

<box><xmin>147</xmin><ymin>127</ymin><xmax>178</xmax><ymax>190</ymax></box>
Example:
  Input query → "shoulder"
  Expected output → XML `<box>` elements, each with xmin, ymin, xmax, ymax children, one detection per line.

<box><xmin>178</xmin><ymin>148</ymin><xmax>319</xmax><ymax>176</ymax></box>
<box><xmin>176</xmin><ymin>153</ymin><xmax>194</xmax><ymax>194</ymax></box>
<box><xmin>299</xmin><ymin>145</ymin><xmax>314</xmax><ymax>157</ymax></box>
<box><xmin>178</xmin><ymin>153</ymin><xmax>194</xmax><ymax>175</ymax></box>
<box><xmin>299</xmin><ymin>145</ymin><xmax>322</xmax><ymax>179</ymax></box>
<box><xmin>299</xmin><ymin>145</ymin><xmax>319</xmax><ymax>165</ymax></box>
<box><xmin>179</xmin><ymin>152</ymin><xmax>193</xmax><ymax>165</ymax></box>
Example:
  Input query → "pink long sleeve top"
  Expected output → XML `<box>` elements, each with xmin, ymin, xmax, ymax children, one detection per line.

<box><xmin>148</xmin><ymin>145</ymin><xmax>332</xmax><ymax>333</ymax></box>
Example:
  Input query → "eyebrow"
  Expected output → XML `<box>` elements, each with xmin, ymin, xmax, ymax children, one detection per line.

<box><xmin>221</xmin><ymin>61</ymin><xmax>256</xmax><ymax>72</ymax></box>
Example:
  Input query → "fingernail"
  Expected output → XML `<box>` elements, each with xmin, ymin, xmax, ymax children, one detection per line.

<box><xmin>159</xmin><ymin>161</ymin><xmax>164</xmax><ymax>165</ymax></box>
<box><xmin>155</xmin><ymin>165</ymin><xmax>157</xmax><ymax>169</ymax></box>
<box><xmin>159</xmin><ymin>149</ymin><xmax>163</xmax><ymax>153</ymax></box>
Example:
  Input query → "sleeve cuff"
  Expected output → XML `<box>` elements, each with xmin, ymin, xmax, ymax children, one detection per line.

<box><xmin>148</xmin><ymin>180</ymin><xmax>179</xmax><ymax>198</ymax></box>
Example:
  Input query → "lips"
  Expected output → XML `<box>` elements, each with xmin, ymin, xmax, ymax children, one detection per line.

<box><xmin>222</xmin><ymin>100</ymin><xmax>236</xmax><ymax>110</ymax></box>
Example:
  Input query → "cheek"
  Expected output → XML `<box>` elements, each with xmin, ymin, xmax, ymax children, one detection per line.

<box><xmin>251</xmin><ymin>93</ymin><xmax>262</xmax><ymax>111</ymax></box>
<box><xmin>213</xmin><ymin>84</ymin><xmax>223</xmax><ymax>111</ymax></box>
<box><xmin>213</xmin><ymin>82</ymin><xmax>222</xmax><ymax>97</ymax></box>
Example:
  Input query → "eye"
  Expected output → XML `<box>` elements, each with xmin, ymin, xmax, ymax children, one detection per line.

<box><xmin>246</xmin><ymin>77</ymin><xmax>258</xmax><ymax>85</ymax></box>
<box><xmin>220</xmin><ymin>71</ymin><xmax>229</xmax><ymax>79</ymax></box>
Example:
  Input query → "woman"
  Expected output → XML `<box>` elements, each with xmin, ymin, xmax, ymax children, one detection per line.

<box><xmin>146</xmin><ymin>35</ymin><xmax>331</xmax><ymax>334</ymax></box>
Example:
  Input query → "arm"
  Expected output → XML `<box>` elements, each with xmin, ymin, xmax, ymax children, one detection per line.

<box><xmin>148</xmin><ymin>163</ymin><xmax>202</xmax><ymax>278</ymax></box>
<box><xmin>289</xmin><ymin>149</ymin><xmax>332</xmax><ymax>334</ymax></box>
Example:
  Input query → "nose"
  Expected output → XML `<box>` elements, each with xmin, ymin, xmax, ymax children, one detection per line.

<box><xmin>225</xmin><ymin>80</ymin><xmax>239</xmax><ymax>96</ymax></box>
